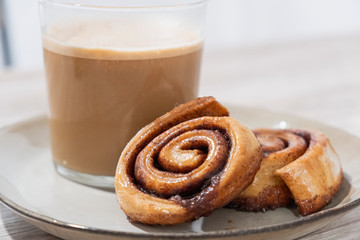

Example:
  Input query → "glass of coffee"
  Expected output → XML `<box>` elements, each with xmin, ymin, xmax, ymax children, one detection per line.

<box><xmin>38</xmin><ymin>0</ymin><xmax>207</xmax><ymax>188</ymax></box>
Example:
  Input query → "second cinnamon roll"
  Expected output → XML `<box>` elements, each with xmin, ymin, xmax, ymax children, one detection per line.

<box><xmin>228</xmin><ymin>128</ymin><xmax>343</xmax><ymax>216</ymax></box>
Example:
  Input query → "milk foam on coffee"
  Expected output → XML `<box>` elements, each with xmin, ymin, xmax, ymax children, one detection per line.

<box><xmin>43</xmin><ymin>19</ymin><xmax>202</xmax><ymax>60</ymax></box>
<box><xmin>43</xmin><ymin>20</ymin><xmax>203</xmax><ymax>176</ymax></box>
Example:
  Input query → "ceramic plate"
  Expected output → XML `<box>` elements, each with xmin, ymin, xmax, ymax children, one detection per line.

<box><xmin>1</xmin><ymin>105</ymin><xmax>360</xmax><ymax>240</ymax></box>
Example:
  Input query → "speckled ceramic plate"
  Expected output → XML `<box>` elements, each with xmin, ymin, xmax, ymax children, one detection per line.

<box><xmin>0</xmin><ymin>105</ymin><xmax>360</xmax><ymax>240</ymax></box>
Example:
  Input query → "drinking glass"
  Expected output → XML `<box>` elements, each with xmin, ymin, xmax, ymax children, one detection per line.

<box><xmin>38</xmin><ymin>0</ymin><xmax>207</xmax><ymax>188</ymax></box>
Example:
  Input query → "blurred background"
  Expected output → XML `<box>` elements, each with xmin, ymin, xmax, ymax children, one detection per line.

<box><xmin>1</xmin><ymin>0</ymin><xmax>360</xmax><ymax>72</ymax></box>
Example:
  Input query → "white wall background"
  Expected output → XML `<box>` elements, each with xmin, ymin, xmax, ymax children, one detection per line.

<box><xmin>1</xmin><ymin>0</ymin><xmax>360</xmax><ymax>72</ymax></box>
<box><xmin>1</xmin><ymin>0</ymin><xmax>42</xmax><ymax>71</ymax></box>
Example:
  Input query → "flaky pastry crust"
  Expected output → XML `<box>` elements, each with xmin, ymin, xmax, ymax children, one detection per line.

<box><xmin>115</xmin><ymin>97</ymin><xmax>263</xmax><ymax>225</ymax></box>
<box><xmin>229</xmin><ymin>128</ymin><xmax>343</xmax><ymax>216</ymax></box>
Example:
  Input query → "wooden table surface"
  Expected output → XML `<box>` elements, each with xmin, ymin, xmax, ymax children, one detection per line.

<box><xmin>1</xmin><ymin>35</ymin><xmax>360</xmax><ymax>239</ymax></box>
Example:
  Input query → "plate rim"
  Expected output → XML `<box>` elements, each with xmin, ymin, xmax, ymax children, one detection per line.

<box><xmin>1</xmin><ymin>190</ymin><xmax>360</xmax><ymax>239</ymax></box>
<box><xmin>1</xmin><ymin>112</ymin><xmax>360</xmax><ymax>239</ymax></box>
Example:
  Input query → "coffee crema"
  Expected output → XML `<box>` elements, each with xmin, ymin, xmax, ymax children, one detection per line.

<box><xmin>43</xmin><ymin>30</ymin><xmax>203</xmax><ymax>176</ymax></box>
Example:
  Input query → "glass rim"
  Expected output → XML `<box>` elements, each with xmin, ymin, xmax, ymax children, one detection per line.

<box><xmin>38</xmin><ymin>0</ymin><xmax>207</xmax><ymax>10</ymax></box>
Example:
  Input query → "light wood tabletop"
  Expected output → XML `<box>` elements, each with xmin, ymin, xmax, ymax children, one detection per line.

<box><xmin>1</xmin><ymin>35</ymin><xmax>360</xmax><ymax>239</ymax></box>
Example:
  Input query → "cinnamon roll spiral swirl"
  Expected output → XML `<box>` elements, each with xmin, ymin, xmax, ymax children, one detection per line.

<box><xmin>115</xmin><ymin>97</ymin><xmax>263</xmax><ymax>225</ymax></box>
<box><xmin>229</xmin><ymin>128</ymin><xmax>343</xmax><ymax>216</ymax></box>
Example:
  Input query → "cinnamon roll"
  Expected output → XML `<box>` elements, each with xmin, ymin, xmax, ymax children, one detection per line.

<box><xmin>115</xmin><ymin>97</ymin><xmax>263</xmax><ymax>225</ymax></box>
<box><xmin>229</xmin><ymin>128</ymin><xmax>343</xmax><ymax>216</ymax></box>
